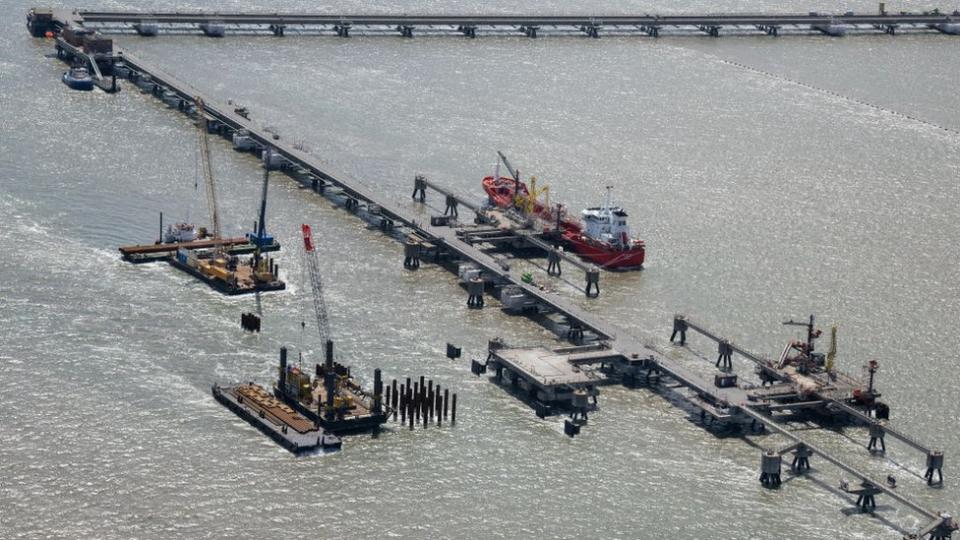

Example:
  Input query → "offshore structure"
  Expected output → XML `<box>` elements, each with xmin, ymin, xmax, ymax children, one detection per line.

<box><xmin>27</xmin><ymin>9</ymin><xmax>957</xmax><ymax>538</ymax></box>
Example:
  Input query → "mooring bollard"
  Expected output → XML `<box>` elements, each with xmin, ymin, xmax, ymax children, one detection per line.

<box><xmin>567</xmin><ymin>324</ymin><xmax>584</xmax><ymax>344</ymax></box>
<box><xmin>716</xmin><ymin>340</ymin><xmax>733</xmax><ymax>370</ymax></box>
<box><xmin>444</xmin><ymin>194</ymin><xmax>459</xmax><ymax>218</ymax></box>
<box><xmin>412</xmin><ymin>175</ymin><xmax>427</xmax><ymax>202</ymax></box>
<box><xmin>467</xmin><ymin>278</ymin><xmax>485</xmax><ymax>308</ymax></box>
<box><xmin>792</xmin><ymin>444</ymin><xmax>812</xmax><ymax>472</ymax></box>
<box><xmin>585</xmin><ymin>267</ymin><xmax>600</xmax><ymax>297</ymax></box>
<box><xmin>670</xmin><ymin>315</ymin><xmax>688</xmax><ymax>345</ymax></box>
<box><xmin>547</xmin><ymin>250</ymin><xmax>562</xmax><ymax>276</ymax></box>
<box><xmin>868</xmin><ymin>422</ymin><xmax>886</xmax><ymax>453</ymax></box>
<box><xmin>925</xmin><ymin>450</ymin><xmax>945</xmax><ymax>485</ymax></box>
<box><xmin>403</xmin><ymin>240</ymin><xmax>421</xmax><ymax>270</ymax></box>
<box><xmin>760</xmin><ymin>449</ymin><xmax>782</xmax><ymax>488</ymax></box>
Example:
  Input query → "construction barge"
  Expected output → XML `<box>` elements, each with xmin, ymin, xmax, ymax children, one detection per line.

<box><xmin>32</xmin><ymin>24</ymin><xmax>957</xmax><ymax>539</ymax></box>
<box><xmin>275</xmin><ymin>345</ymin><xmax>388</xmax><ymax>435</ymax></box>
<box><xmin>165</xmin><ymin>248</ymin><xmax>283</xmax><ymax>295</ymax></box>
<box><xmin>119</xmin><ymin>235</ymin><xmax>280</xmax><ymax>264</ymax></box>
<box><xmin>212</xmin><ymin>382</ymin><xmax>342</xmax><ymax>453</ymax></box>
<box><xmin>118</xmin><ymin>87</ymin><xmax>285</xmax><ymax>296</ymax></box>
<box><xmin>120</xmin><ymin>231</ymin><xmax>285</xmax><ymax>296</ymax></box>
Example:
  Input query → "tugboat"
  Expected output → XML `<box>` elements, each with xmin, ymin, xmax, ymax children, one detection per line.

<box><xmin>163</xmin><ymin>222</ymin><xmax>199</xmax><ymax>243</ymax></box>
<box><xmin>481</xmin><ymin>153</ymin><xmax>645</xmax><ymax>269</ymax></box>
<box><xmin>62</xmin><ymin>65</ymin><xmax>94</xmax><ymax>91</ymax></box>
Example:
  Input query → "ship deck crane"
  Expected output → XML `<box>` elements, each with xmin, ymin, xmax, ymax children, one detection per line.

<box><xmin>497</xmin><ymin>150</ymin><xmax>521</xmax><ymax>203</ymax></box>
<box><xmin>497</xmin><ymin>150</ymin><xmax>553</xmax><ymax>222</ymax></box>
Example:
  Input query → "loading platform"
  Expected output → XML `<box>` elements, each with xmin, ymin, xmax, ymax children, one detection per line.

<box><xmin>34</xmin><ymin>32</ymin><xmax>957</xmax><ymax>539</ymax></box>
<box><xmin>29</xmin><ymin>7</ymin><xmax>960</xmax><ymax>39</ymax></box>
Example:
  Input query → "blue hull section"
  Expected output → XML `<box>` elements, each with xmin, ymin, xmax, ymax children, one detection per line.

<box><xmin>62</xmin><ymin>73</ymin><xmax>94</xmax><ymax>91</ymax></box>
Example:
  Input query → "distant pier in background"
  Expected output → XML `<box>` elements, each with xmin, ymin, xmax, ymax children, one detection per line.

<box><xmin>28</xmin><ymin>6</ymin><xmax>960</xmax><ymax>39</ymax></box>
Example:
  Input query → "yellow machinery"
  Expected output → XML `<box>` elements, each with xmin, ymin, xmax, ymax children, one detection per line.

<box><xmin>514</xmin><ymin>176</ymin><xmax>550</xmax><ymax>215</ymax></box>
<box><xmin>281</xmin><ymin>366</ymin><xmax>312</xmax><ymax>402</ymax></box>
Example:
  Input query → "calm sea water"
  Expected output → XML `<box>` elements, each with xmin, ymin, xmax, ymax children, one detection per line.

<box><xmin>1</xmin><ymin>1</ymin><xmax>959</xmax><ymax>539</ymax></box>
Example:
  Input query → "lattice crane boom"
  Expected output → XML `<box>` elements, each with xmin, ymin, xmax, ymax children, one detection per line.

<box><xmin>301</xmin><ymin>224</ymin><xmax>331</xmax><ymax>345</ymax></box>
<box><xmin>195</xmin><ymin>96</ymin><xmax>221</xmax><ymax>243</ymax></box>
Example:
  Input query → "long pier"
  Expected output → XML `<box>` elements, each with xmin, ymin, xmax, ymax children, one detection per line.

<box><xmin>38</xmin><ymin>27</ymin><xmax>957</xmax><ymax>539</ymax></box>
<box><xmin>28</xmin><ymin>7</ymin><xmax>960</xmax><ymax>38</ymax></box>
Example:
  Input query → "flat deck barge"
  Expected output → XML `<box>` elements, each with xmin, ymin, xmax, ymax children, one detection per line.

<box><xmin>168</xmin><ymin>250</ymin><xmax>285</xmax><ymax>296</ymax></box>
<box><xmin>212</xmin><ymin>383</ymin><xmax>342</xmax><ymax>453</ymax></box>
<box><xmin>119</xmin><ymin>236</ymin><xmax>280</xmax><ymax>263</ymax></box>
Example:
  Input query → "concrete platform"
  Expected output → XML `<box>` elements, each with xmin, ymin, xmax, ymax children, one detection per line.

<box><xmin>491</xmin><ymin>346</ymin><xmax>602</xmax><ymax>389</ymax></box>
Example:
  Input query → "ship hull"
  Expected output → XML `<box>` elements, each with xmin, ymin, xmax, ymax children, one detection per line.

<box><xmin>562</xmin><ymin>232</ymin><xmax>645</xmax><ymax>269</ymax></box>
<box><xmin>62</xmin><ymin>72</ymin><xmax>94</xmax><ymax>91</ymax></box>
<box><xmin>482</xmin><ymin>175</ymin><xmax>527</xmax><ymax>209</ymax></box>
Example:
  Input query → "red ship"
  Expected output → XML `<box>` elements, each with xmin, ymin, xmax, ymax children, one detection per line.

<box><xmin>481</xmin><ymin>156</ymin><xmax>645</xmax><ymax>270</ymax></box>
